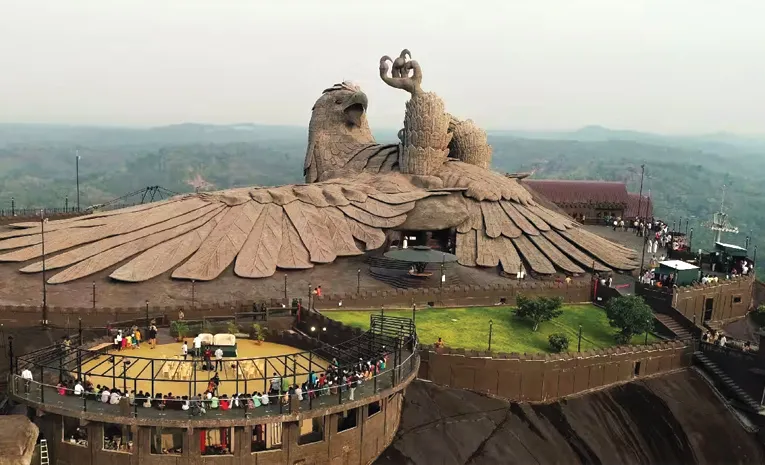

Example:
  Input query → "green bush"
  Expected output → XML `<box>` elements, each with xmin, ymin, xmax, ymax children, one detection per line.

<box><xmin>548</xmin><ymin>333</ymin><xmax>569</xmax><ymax>353</ymax></box>
<box><xmin>252</xmin><ymin>324</ymin><xmax>267</xmax><ymax>342</ymax></box>
<box><xmin>169</xmin><ymin>320</ymin><xmax>189</xmax><ymax>339</ymax></box>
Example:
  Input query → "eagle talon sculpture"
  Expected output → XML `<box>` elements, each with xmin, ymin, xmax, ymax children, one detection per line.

<box><xmin>0</xmin><ymin>51</ymin><xmax>638</xmax><ymax>283</ymax></box>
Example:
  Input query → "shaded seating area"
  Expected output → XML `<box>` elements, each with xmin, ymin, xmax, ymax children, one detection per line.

<box><xmin>368</xmin><ymin>246</ymin><xmax>460</xmax><ymax>289</ymax></box>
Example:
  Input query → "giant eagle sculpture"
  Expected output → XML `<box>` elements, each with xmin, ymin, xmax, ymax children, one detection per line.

<box><xmin>0</xmin><ymin>51</ymin><xmax>637</xmax><ymax>283</ymax></box>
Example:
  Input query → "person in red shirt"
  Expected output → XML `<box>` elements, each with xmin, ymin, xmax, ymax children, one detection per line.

<box><xmin>220</xmin><ymin>395</ymin><xmax>230</xmax><ymax>411</ymax></box>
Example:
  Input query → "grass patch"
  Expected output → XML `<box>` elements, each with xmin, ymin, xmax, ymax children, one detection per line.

<box><xmin>326</xmin><ymin>304</ymin><xmax>658</xmax><ymax>354</ymax></box>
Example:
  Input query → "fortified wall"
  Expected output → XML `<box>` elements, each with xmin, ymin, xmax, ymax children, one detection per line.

<box><xmin>637</xmin><ymin>275</ymin><xmax>754</xmax><ymax>324</ymax></box>
<box><xmin>0</xmin><ymin>281</ymin><xmax>592</xmax><ymax>328</ymax></box>
<box><xmin>418</xmin><ymin>340</ymin><xmax>692</xmax><ymax>402</ymax></box>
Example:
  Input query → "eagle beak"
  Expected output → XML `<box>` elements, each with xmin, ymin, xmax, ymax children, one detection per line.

<box><xmin>343</xmin><ymin>91</ymin><xmax>368</xmax><ymax>127</ymax></box>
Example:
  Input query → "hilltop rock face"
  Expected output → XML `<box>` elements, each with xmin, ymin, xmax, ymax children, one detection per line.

<box><xmin>0</xmin><ymin>415</ymin><xmax>38</xmax><ymax>465</ymax></box>
<box><xmin>375</xmin><ymin>371</ymin><xmax>765</xmax><ymax>465</ymax></box>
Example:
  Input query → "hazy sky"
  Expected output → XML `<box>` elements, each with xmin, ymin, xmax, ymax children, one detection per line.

<box><xmin>1</xmin><ymin>0</ymin><xmax>763</xmax><ymax>134</ymax></box>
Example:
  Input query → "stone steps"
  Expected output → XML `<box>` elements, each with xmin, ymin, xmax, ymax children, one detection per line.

<box><xmin>694</xmin><ymin>351</ymin><xmax>763</xmax><ymax>413</ymax></box>
<box><xmin>654</xmin><ymin>313</ymin><xmax>692</xmax><ymax>340</ymax></box>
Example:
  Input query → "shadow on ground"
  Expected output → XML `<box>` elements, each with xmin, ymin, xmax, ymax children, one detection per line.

<box><xmin>375</xmin><ymin>370</ymin><xmax>765</xmax><ymax>465</ymax></box>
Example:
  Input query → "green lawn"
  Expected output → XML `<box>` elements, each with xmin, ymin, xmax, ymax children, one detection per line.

<box><xmin>325</xmin><ymin>305</ymin><xmax>658</xmax><ymax>354</ymax></box>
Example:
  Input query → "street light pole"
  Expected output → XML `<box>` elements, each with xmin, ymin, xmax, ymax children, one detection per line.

<box><xmin>488</xmin><ymin>320</ymin><xmax>493</xmax><ymax>352</ymax></box>
<box><xmin>357</xmin><ymin>269</ymin><xmax>361</xmax><ymax>295</ymax></box>
<box><xmin>41</xmin><ymin>210</ymin><xmax>48</xmax><ymax>326</ymax></box>
<box><xmin>10</xmin><ymin>197</ymin><xmax>14</xmax><ymax>217</ymax></box>
<box><xmin>145</xmin><ymin>300</ymin><xmax>149</xmax><ymax>327</ymax></box>
<box><xmin>191</xmin><ymin>280</ymin><xmax>196</xmax><ymax>309</ymax></box>
<box><xmin>637</xmin><ymin>164</ymin><xmax>645</xmax><ymax>220</ymax></box>
<box><xmin>76</xmin><ymin>152</ymin><xmax>81</xmax><ymax>212</ymax></box>
<box><xmin>92</xmin><ymin>282</ymin><xmax>96</xmax><ymax>309</ymax></box>
<box><xmin>577</xmin><ymin>324</ymin><xmax>582</xmax><ymax>352</ymax></box>
<box><xmin>284</xmin><ymin>274</ymin><xmax>288</xmax><ymax>301</ymax></box>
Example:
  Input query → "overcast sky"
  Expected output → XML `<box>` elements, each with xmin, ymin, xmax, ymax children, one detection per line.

<box><xmin>0</xmin><ymin>0</ymin><xmax>762</xmax><ymax>134</ymax></box>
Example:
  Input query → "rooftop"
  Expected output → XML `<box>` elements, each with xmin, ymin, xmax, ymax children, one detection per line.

<box><xmin>523</xmin><ymin>179</ymin><xmax>629</xmax><ymax>206</ymax></box>
<box><xmin>659</xmin><ymin>260</ymin><xmax>699</xmax><ymax>271</ymax></box>
<box><xmin>716</xmin><ymin>241</ymin><xmax>747</xmax><ymax>252</ymax></box>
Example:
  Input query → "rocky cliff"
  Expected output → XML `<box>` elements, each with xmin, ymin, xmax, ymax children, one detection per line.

<box><xmin>376</xmin><ymin>370</ymin><xmax>764</xmax><ymax>465</ymax></box>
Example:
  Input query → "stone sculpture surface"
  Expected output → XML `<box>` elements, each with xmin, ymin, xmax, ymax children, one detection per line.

<box><xmin>0</xmin><ymin>50</ymin><xmax>637</xmax><ymax>283</ymax></box>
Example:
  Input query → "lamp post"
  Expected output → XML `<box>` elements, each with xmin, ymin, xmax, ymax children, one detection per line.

<box><xmin>284</xmin><ymin>274</ymin><xmax>288</xmax><ymax>301</ymax></box>
<box><xmin>76</xmin><ymin>152</ymin><xmax>81</xmax><ymax>212</ymax></box>
<box><xmin>412</xmin><ymin>304</ymin><xmax>416</xmax><ymax>326</ymax></box>
<box><xmin>637</xmin><ymin>164</ymin><xmax>645</xmax><ymax>220</ymax></box>
<box><xmin>577</xmin><ymin>324</ymin><xmax>582</xmax><ymax>352</ymax></box>
<box><xmin>145</xmin><ymin>300</ymin><xmax>149</xmax><ymax>327</ymax></box>
<box><xmin>65</xmin><ymin>196</ymin><xmax>68</xmax><ymax>212</ymax></box>
<box><xmin>357</xmin><ymin>269</ymin><xmax>361</xmax><ymax>295</ymax></box>
<box><xmin>307</xmin><ymin>282</ymin><xmax>312</xmax><ymax>310</ymax></box>
<box><xmin>41</xmin><ymin>210</ymin><xmax>48</xmax><ymax>326</ymax></box>
<box><xmin>689</xmin><ymin>228</ymin><xmax>694</xmax><ymax>250</ymax></box>
<box><xmin>10</xmin><ymin>197</ymin><xmax>14</xmax><ymax>217</ymax></box>
<box><xmin>488</xmin><ymin>319</ymin><xmax>493</xmax><ymax>352</ymax></box>
<box><xmin>191</xmin><ymin>279</ymin><xmax>196</xmax><ymax>309</ymax></box>
<box><xmin>92</xmin><ymin>282</ymin><xmax>96</xmax><ymax>309</ymax></box>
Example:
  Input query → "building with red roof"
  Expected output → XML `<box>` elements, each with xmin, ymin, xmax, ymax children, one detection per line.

<box><xmin>522</xmin><ymin>179</ymin><xmax>651</xmax><ymax>221</ymax></box>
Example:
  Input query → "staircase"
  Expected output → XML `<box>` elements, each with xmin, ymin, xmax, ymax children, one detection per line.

<box><xmin>654</xmin><ymin>313</ymin><xmax>692</xmax><ymax>341</ymax></box>
<box><xmin>694</xmin><ymin>351</ymin><xmax>763</xmax><ymax>414</ymax></box>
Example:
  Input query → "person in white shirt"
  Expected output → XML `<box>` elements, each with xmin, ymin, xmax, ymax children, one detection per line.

<box><xmin>214</xmin><ymin>347</ymin><xmax>224</xmax><ymax>371</ymax></box>
<box><xmin>719</xmin><ymin>335</ymin><xmax>727</xmax><ymax>347</ymax></box>
<box><xmin>101</xmin><ymin>389</ymin><xmax>111</xmax><ymax>403</ymax></box>
<box><xmin>260</xmin><ymin>392</ymin><xmax>270</xmax><ymax>405</ymax></box>
<box><xmin>116</xmin><ymin>331</ymin><xmax>123</xmax><ymax>351</ymax></box>
<box><xmin>295</xmin><ymin>385</ymin><xmax>303</xmax><ymax>401</ymax></box>
<box><xmin>110</xmin><ymin>390</ymin><xmax>121</xmax><ymax>405</ymax></box>
<box><xmin>182</xmin><ymin>342</ymin><xmax>188</xmax><ymax>360</ymax></box>
<box><xmin>20</xmin><ymin>368</ymin><xmax>33</xmax><ymax>394</ymax></box>
<box><xmin>73</xmin><ymin>381</ymin><xmax>84</xmax><ymax>396</ymax></box>
<box><xmin>182</xmin><ymin>399</ymin><xmax>190</xmax><ymax>411</ymax></box>
<box><xmin>193</xmin><ymin>336</ymin><xmax>202</xmax><ymax>363</ymax></box>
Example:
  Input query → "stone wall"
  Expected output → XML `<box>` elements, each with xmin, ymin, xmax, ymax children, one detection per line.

<box><xmin>417</xmin><ymin>340</ymin><xmax>692</xmax><ymax>402</ymax></box>
<box><xmin>0</xmin><ymin>282</ymin><xmax>592</xmax><ymax>328</ymax></box>
<box><xmin>315</xmin><ymin>280</ymin><xmax>592</xmax><ymax>310</ymax></box>
<box><xmin>636</xmin><ymin>275</ymin><xmax>754</xmax><ymax>324</ymax></box>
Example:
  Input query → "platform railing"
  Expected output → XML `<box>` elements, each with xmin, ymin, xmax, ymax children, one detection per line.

<box><xmin>9</xmin><ymin>345</ymin><xmax>418</xmax><ymax>421</ymax></box>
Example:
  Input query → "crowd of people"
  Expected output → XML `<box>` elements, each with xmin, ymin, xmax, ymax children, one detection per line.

<box><xmin>23</xmin><ymin>347</ymin><xmax>392</xmax><ymax>417</ymax></box>
<box><xmin>111</xmin><ymin>323</ymin><xmax>158</xmax><ymax>351</ymax></box>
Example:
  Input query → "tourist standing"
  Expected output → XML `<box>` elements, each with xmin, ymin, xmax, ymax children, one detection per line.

<box><xmin>214</xmin><ymin>347</ymin><xmax>224</xmax><ymax>371</ymax></box>
<box><xmin>182</xmin><ymin>341</ymin><xmax>188</xmax><ymax>360</ymax></box>
<box><xmin>20</xmin><ymin>367</ymin><xmax>33</xmax><ymax>394</ymax></box>
<box><xmin>148</xmin><ymin>323</ymin><xmax>158</xmax><ymax>349</ymax></box>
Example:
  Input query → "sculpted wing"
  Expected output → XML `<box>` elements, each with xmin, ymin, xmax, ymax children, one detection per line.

<box><xmin>0</xmin><ymin>174</ymin><xmax>432</xmax><ymax>283</ymax></box>
<box><xmin>435</xmin><ymin>161</ymin><xmax>637</xmax><ymax>275</ymax></box>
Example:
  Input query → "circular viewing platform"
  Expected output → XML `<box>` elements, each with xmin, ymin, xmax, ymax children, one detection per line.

<box><xmin>8</xmin><ymin>314</ymin><xmax>418</xmax><ymax>464</ymax></box>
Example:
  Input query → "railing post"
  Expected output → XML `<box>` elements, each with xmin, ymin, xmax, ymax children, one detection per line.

<box><xmin>83</xmin><ymin>391</ymin><xmax>87</xmax><ymax>412</ymax></box>
<box><xmin>151</xmin><ymin>359</ymin><xmax>155</xmax><ymax>397</ymax></box>
<box><xmin>39</xmin><ymin>366</ymin><xmax>44</xmax><ymax>404</ymax></box>
<box><xmin>134</xmin><ymin>378</ymin><xmax>138</xmax><ymax>417</ymax></box>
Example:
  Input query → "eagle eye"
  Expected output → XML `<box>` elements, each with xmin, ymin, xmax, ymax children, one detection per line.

<box><xmin>335</xmin><ymin>98</ymin><xmax>343</xmax><ymax>105</ymax></box>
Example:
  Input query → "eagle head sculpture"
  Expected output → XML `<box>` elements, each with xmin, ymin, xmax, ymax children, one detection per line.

<box><xmin>304</xmin><ymin>81</ymin><xmax>376</xmax><ymax>183</ymax></box>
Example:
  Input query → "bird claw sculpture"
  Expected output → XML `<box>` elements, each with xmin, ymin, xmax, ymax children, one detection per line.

<box><xmin>379</xmin><ymin>49</ymin><xmax>423</xmax><ymax>96</ymax></box>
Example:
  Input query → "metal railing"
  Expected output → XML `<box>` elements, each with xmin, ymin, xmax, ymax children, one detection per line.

<box><xmin>10</xmin><ymin>316</ymin><xmax>418</xmax><ymax>420</ymax></box>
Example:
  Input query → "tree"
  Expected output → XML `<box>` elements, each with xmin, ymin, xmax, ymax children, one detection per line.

<box><xmin>605</xmin><ymin>295</ymin><xmax>654</xmax><ymax>344</ymax></box>
<box><xmin>514</xmin><ymin>295</ymin><xmax>564</xmax><ymax>331</ymax></box>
